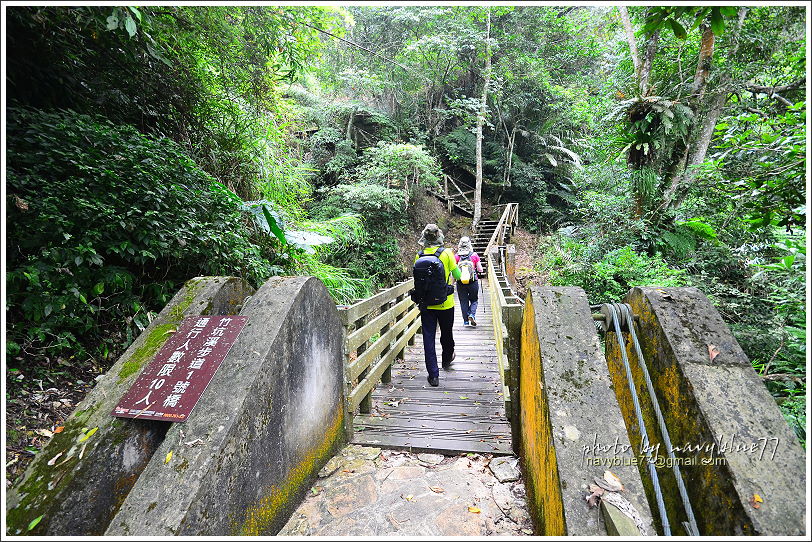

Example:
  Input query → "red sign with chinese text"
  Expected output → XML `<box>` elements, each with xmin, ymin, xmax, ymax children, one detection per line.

<box><xmin>112</xmin><ymin>315</ymin><xmax>248</xmax><ymax>422</ymax></box>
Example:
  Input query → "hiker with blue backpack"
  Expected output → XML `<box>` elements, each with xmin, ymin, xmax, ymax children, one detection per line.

<box><xmin>410</xmin><ymin>224</ymin><xmax>462</xmax><ymax>387</ymax></box>
<box><xmin>455</xmin><ymin>236</ymin><xmax>484</xmax><ymax>327</ymax></box>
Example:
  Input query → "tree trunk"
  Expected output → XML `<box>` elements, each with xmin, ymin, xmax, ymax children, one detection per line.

<box><xmin>691</xmin><ymin>23</ymin><xmax>715</xmax><ymax>101</ymax></box>
<box><xmin>504</xmin><ymin>125</ymin><xmax>517</xmax><ymax>187</ymax></box>
<box><xmin>660</xmin><ymin>9</ymin><xmax>749</xmax><ymax>212</ymax></box>
<box><xmin>473</xmin><ymin>8</ymin><xmax>491</xmax><ymax>229</ymax></box>
<box><xmin>618</xmin><ymin>6</ymin><xmax>641</xmax><ymax>82</ymax></box>
<box><xmin>639</xmin><ymin>31</ymin><xmax>659</xmax><ymax>96</ymax></box>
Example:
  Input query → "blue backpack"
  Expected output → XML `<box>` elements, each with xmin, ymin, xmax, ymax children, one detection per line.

<box><xmin>410</xmin><ymin>246</ymin><xmax>453</xmax><ymax>307</ymax></box>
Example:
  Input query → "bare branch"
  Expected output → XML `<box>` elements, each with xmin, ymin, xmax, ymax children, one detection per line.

<box><xmin>746</xmin><ymin>77</ymin><xmax>806</xmax><ymax>95</ymax></box>
<box><xmin>744</xmin><ymin>107</ymin><xmax>768</xmax><ymax>117</ymax></box>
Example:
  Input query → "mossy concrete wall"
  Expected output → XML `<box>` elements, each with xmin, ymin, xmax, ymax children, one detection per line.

<box><xmin>105</xmin><ymin>276</ymin><xmax>347</xmax><ymax>536</ymax></box>
<box><xmin>6</xmin><ymin>276</ymin><xmax>254</xmax><ymax>536</ymax></box>
<box><xmin>519</xmin><ymin>286</ymin><xmax>654</xmax><ymax>535</ymax></box>
<box><xmin>606</xmin><ymin>287</ymin><xmax>806</xmax><ymax>536</ymax></box>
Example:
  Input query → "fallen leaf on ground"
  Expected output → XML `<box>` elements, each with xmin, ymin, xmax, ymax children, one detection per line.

<box><xmin>78</xmin><ymin>427</ymin><xmax>98</xmax><ymax>442</ymax></box>
<box><xmin>708</xmin><ymin>344</ymin><xmax>720</xmax><ymax>362</ymax></box>
<box><xmin>459</xmin><ymin>396</ymin><xmax>469</xmax><ymax>399</ymax></box>
<box><xmin>27</xmin><ymin>515</ymin><xmax>44</xmax><ymax>532</ymax></box>
<box><xmin>53</xmin><ymin>426</ymin><xmax>64</xmax><ymax>434</ymax></box>
<box><xmin>468</xmin><ymin>506</ymin><xmax>481</xmax><ymax>513</ymax></box>
<box><xmin>749</xmin><ymin>494</ymin><xmax>763</xmax><ymax>509</ymax></box>
<box><xmin>402</xmin><ymin>494</ymin><xmax>414</xmax><ymax>501</ymax></box>
<box><xmin>36</xmin><ymin>429</ymin><xmax>54</xmax><ymax>438</ymax></box>
<box><xmin>603</xmin><ymin>470</ymin><xmax>624</xmax><ymax>491</ymax></box>
<box><xmin>47</xmin><ymin>452</ymin><xmax>63</xmax><ymax>466</ymax></box>
<box><xmin>585</xmin><ymin>484</ymin><xmax>605</xmax><ymax>507</ymax></box>
<box><xmin>165</xmin><ymin>450</ymin><xmax>173</xmax><ymax>464</ymax></box>
<box><xmin>429</xmin><ymin>486</ymin><xmax>445</xmax><ymax>493</ymax></box>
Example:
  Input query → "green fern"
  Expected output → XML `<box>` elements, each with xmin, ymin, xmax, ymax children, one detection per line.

<box><xmin>660</xmin><ymin>230</ymin><xmax>696</xmax><ymax>258</ymax></box>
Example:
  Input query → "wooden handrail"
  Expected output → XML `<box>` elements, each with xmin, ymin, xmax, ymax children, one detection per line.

<box><xmin>338</xmin><ymin>278</ymin><xmax>421</xmax><ymax>425</ymax></box>
<box><xmin>484</xmin><ymin>202</ymin><xmax>519</xmax><ymax>256</ymax></box>
<box><xmin>338</xmin><ymin>279</ymin><xmax>414</xmax><ymax>324</ymax></box>
<box><xmin>486</xmin><ymin>247</ymin><xmax>523</xmax><ymax>453</ymax></box>
<box><xmin>447</xmin><ymin>175</ymin><xmax>473</xmax><ymax>208</ymax></box>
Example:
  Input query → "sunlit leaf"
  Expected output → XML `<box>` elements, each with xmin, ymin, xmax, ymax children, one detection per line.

<box><xmin>27</xmin><ymin>515</ymin><xmax>44</xmax><ymax>532</ymax></box>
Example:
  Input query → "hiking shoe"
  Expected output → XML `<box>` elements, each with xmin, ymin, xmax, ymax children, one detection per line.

<box><xmin>469</xmin><ymin>315</ymin><xmax>477</xmax><ymax>327</ymax></box>
<box><xmin>442</xmin><ymin>350</ymin><xmax>455</xmax><ymax>369</ymax></box>
<box><xmin>428</xmin><ymin>375</ymin><xmax>439</xmax><ymax>387</ymax></box>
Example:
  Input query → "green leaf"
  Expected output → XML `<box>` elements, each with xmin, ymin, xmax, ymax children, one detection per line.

<box><xmin>27</xmin><ymin>515</ymin><xmax>44</xmax><ymax>532</ymax></box>
<box><xmin>124</xmin><ymin>15</ymin><xmax>137</xmax><ymax>38</ymax></box>
<box><xmin>261</xmin><ymin>205</ymin><xmax>287</xmax><ymax>245</ymax></box>
<box><xmin>44</xmin><ymin>304</ymin><xmax>52</xmax><ymax>317</ymax></box>
<box><xmin>128</xmin><ymin>6</ymin><xmax>142</xmax><ymax>22</ymax></box>
<box><xmin>668</xmin><ymin>19</ymin><xmax>687</xmax><ymax>39</ymax></box>
<box><xmin>544</xmin><ymin>153</ymin><xmax>557</xmax><ymax>167</ymax></box>
<box><xmin>78</xmin><ymin>427</ymin><xmax>98</xmax><ymax>442</ymax></box>
<box><xmin>710</xmin><ymin>8</ymin><xmax>725</xmax><ymax>35</ymax></box>
<box><xmin>93</xmin><ymin>282</ymin><xmax>104</xmax><ymax>295</ymax></box>
<box><xmin>720</xmin><ymin>6</ymin><xmax>737</xmax><ymax>17</ymax></box>
<box><xmin>106</xmin><ymin>15</ymin><xmax>119</xmax><ymax>30</ymax></box>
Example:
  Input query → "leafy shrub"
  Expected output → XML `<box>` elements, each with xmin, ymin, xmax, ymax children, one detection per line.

<box><xmin>356</xmin><ymin>142</ymin><xmax>442</xmax><ymax>188</ymax></box>
<box><xmin>317</xmin><ymin>183</ymin><xmax>407</xmax><ymax>230</ymax></box>
<box><xmin>6</xmin><ymin>108</ymin><xmax>274</xmax><ymax>366</ymax></box>
<box><xmin>537</xmin><ymin>238</ymin><xmax>688</xmax><ymax>303</ymax></box>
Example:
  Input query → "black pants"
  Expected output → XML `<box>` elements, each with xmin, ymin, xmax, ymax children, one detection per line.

<box><xmin>456</xmin><ymin>281</ymin><xmax>479</xmax><ymax>324</ymax></box>
<box><xmin>420</xmin><ymin>307</ymin><xmax>455</xmax><ymax>378</ymax></box>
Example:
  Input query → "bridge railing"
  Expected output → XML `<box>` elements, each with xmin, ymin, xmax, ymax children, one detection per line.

<box><xmin>486</xmin><ymin>247</ymin><xmax>523</xmax><ymax>452</ymax></box>
<box><xmin>484</xmin><ymin>202</ymin><xmax>519</xmax><ymax>256</ymax></box>
<box><xmin>337</xmin><ymin>279</ymin><xmax>421</xmax><ymax>434</ymax></box>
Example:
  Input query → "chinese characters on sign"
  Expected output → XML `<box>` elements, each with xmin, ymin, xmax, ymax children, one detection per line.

<box><xmin>112</xmin><ymin>315</ymin><xmax>248</xmax><ymax>422</ymax></box>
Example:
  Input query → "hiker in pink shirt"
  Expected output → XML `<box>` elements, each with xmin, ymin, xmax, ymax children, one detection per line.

<box><xmin>454</xmin><ymin>236</ymin><xmax>484</xmax><ymax>327</ymax></box>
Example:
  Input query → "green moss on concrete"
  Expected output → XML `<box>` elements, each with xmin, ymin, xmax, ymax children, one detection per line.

<box><xmin>237</xmin><ymin>408</ymin><xmax>345</xmax><ymax>535</ymax></box>
<box><xmin>5</xmin><ymin>413</ymin><xmax>98</xmax><ymax>535</ymax></box>
<box><xmin>117</xmin><ymin>278</ymin><xmax>209</xmax><ymax>384</ymax></box>
<box><xmin>117</xmin><ymin>324</ymin><xmax>177</xmax><ymax>383</ymax></box>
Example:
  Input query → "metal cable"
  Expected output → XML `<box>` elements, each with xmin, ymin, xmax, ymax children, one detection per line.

<box><xmin>619</xmin><ymin>303</ymin><xmax>700</xmax><ymax>536</ymax></box>
<box><xmin>606</xmin><ymin>303</ymin><xmax>671</xmax><ymax>536</ymax></box>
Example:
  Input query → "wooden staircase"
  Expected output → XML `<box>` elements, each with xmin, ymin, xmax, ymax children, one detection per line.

<box><xmin>426</xmin><ymin>174</ymin><xmax>474</xmax><ymax>217</ymax></box>
<box><xmin>472</xmin><ymin>219</ymin><xmax>498</xmax><ymax>272</ymax></box>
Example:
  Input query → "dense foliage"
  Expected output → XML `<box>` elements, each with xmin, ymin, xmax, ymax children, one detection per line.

<box><xmin>6</xmin><ymin>108</ymin><xmax>276</xmax><ymax>371</ymax></box>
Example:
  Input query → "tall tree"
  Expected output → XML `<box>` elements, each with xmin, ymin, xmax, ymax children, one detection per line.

<box><xmin>472</xmin><ymin>7</ymin><xmax>491</xmax><ymax>228</ymax></box>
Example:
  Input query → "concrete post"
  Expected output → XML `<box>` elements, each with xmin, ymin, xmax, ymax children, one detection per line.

<box><xmin>6</xmin><ymin>277</ymin><xmax>255</xmax><ymax>536</ymax></box>
<box><xmin>519</xmin><ymin>286</ymin><xmax>654</xmax><ymax>535</ymax></box>
<box><xmin>105</xmin><ymin>276</ymin><xmax>347</xmax><ymax>536</ymax></box>
<box><xmin>605</xmin><ymin>287</ymin><xmax>806</xmax><ymax>536</ymax></box>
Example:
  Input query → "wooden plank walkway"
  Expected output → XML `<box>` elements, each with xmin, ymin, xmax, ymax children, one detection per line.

<box><xmin>352</xmin><ymin>279</ymin><xmax>513</xmax><ymax>455</ymax></box>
